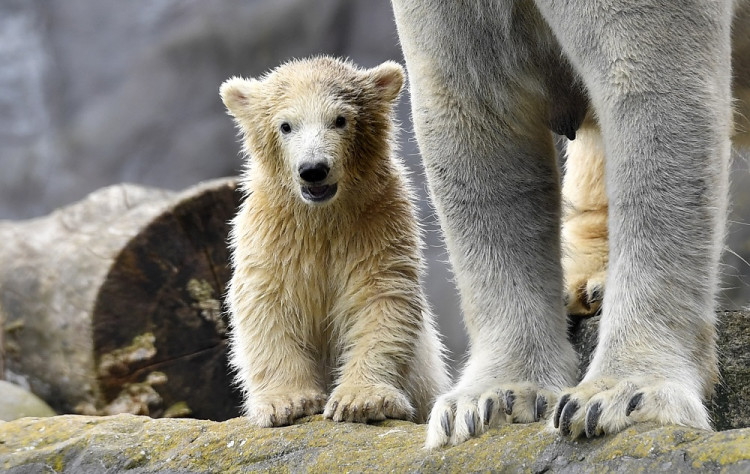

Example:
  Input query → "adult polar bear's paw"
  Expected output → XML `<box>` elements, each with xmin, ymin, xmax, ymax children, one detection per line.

<box><xmin>425</xmin><ymin>383</ymin><xmax>558</xmax><ymax>449</ymax></box>
<box><xmin>323</xmin><ymin>383</ymin><xmax>414</xmax><ymax>423</ymax></box>
<box><xmin>245</xmin><ymin>389</ymin><xmax>327</xmax><ymax>427</ymax></box>
<box><xmin>551</xmin><ymin>377</ymin><xmax>710</xmax><ymax>439</ymax></box>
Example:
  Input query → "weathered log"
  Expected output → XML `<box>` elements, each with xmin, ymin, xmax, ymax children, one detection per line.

<box><xmin>0</xmin><ymin>179</ymin><xmax>243</xmax><ymax>420</ymax></box>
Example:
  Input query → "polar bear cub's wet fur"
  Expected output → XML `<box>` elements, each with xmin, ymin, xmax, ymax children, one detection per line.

<box><xmin>220</xmin><ymin>56</ymin><xmax>448</xmax><ymax>427</ymax></box>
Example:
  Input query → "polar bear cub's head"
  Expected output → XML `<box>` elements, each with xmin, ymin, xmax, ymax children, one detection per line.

<box><xmin>220</xmin><ymin>56</ymin><xmax>404</xmax><ymax>206</ymax></box>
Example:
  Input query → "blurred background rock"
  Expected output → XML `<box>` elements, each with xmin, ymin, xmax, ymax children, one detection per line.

<box><xmin>2</xmin><ymin>0</ymin><xmax>749</xmax><ymax>376</ymax></box>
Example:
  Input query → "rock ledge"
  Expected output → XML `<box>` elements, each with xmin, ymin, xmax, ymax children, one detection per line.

<box><xmin>1</xmin><ymin>414</ymin><xmax>749</xmax><ymax>472</ymax></box>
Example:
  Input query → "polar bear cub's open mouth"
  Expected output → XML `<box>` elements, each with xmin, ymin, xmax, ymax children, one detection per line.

<box><xmin>301</xmin><ymin>183</ymin><xmax>338</xmax><ymax>203</ymax></box>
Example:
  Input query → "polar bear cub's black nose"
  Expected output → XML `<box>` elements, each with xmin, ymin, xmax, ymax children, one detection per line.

<box><xmin>299</xmin><ymin>162</ymin><xmax>329</xmax><ymax>183</ymax></box>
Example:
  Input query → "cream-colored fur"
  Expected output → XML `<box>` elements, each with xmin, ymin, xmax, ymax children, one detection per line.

<box><xmin>220</xmin><ymin>56</ymin><xmax>448</xmax><ymax>427</ymax></box>
<box><xmin>561</xmin><ymin>115</ymin><xmax>608</xmax><ymax>315</ymax></box>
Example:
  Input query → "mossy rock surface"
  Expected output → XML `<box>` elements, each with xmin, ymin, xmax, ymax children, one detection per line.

<box><xmin>1</xmin><ymin>414</ymin><xmax>749</xmax><ymax>472</ymax></box>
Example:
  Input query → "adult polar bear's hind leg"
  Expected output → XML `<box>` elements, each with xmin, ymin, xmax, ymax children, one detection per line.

<box><xmin>553</xmin><ymin>1</ymin><xmax>750</xmax><ymax>436</ymax></box>
<box><xmin>392</xmin><ymin>2</ymin><xmax>579</xmax><ymax>448</ymax></box>
<box><xmin>562</xmin><ymin>0</ymin><xmax>750</xmax><ymax>316</ymax></box>
<box><xmin>534</xmin><ymin>0</ymin><xmax>732</xmax><ymax>438</ymax></box>
<box><xmin>393</xmin><ymin>0</ymin><xmax>735</xmax><ymax>447</ymax></box>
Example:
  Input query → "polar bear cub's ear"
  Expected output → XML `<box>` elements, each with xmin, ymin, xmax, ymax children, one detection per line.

<box><xmin>366</xmin><ymin>61</ymin><xmax>405</xmax><ymax>103</ymax></box>
<box><xmin>220</xmin><ymin>77</ymin><xmax>262</xmax><ymax>118</ymax></box>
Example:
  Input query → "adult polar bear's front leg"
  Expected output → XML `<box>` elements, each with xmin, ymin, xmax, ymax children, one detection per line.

<box><xmin>534</xmin><ymin>0</ymin><xmax>732</xmax><ymax>438</ymax></box>
<box><xmin>392</xmin><ymin>1</ymin><xmax>578</xmax><ymax>448</ymax></box>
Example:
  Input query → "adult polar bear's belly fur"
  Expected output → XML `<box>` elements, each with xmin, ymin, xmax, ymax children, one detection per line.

<box><xmin>391</xmin><ymin>0</ymin><xmax>749</xmax><ymax>448</ymax></box>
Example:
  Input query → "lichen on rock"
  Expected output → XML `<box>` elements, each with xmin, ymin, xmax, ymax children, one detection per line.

<box><xmin>187</xmin><ymin>278</ymin><xmax>225</xmax><ymax>335</ymax></box>
<box><xmin>97</xmin><ymin>332</ymin><xmax>157</xmax><ymax>380</ymax></box>
<box><xmin>1</xmin><ymin>414</ymin><xmax>749</xmax><ymax>472</ymax></box>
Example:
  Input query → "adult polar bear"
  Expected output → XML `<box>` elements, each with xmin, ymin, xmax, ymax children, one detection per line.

<box><xmin>391</xmin><ymin>0</ymin><xmax>749</xmax><ymax>448</ymax></box>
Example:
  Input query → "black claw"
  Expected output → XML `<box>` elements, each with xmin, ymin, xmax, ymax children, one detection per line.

<box><xmin>560</xmin><ymin>400</ymin><xmax>579</xmax><ymax>437</ymax></box>
<box><xmin>577</xmin><ymin>285</ymin><xmax>590</xmax><ymax>311</ymax></box>
<box><xmin>441</xmin><ymin>411</ymin><xmax>452</xmax><ymax>437</ymax></box>
<box><xmin>585</xmin><ymin>402</ymin><xmax>602</xmax><ymax>438</ymax></box>
<box><xmin>535</xmin><ymin>395</ymin><xmax>547</xmax><ymax>422</ymax></box>
<box><xmin>466</xmin><ymin>412</ymin><xmax>476</xmax><ymax>436</ymax></box>
<box><xmin>483</xmin><ymin>398</ymin><xmax>494</xmax><ymax>425</ymax></box>
<box><xmin>589</xmin><ymin>286</ymin><xmax>603</xmax><ymax>303</ymax></box>
<box><xmin>626</xmin><ymin>392</ymin><xmax>644</xmax><ymax>417</ymax></box>
<box><xmin>554</xmin><ymin>394</ymin><xmax>571</xmax><ymax>429</ymax></box>
<box><xmin>504</xmin><ymin>390</ymin><xmax>515</xmax><ymax>416</ymax></box>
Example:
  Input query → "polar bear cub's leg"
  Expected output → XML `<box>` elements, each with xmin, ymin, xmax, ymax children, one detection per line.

<box><xmin>227</xmin><ymin>271</ymin><xmax>327</xmax><ymax>427</ymax></box>
<box><xmin>393</xmin><ymin>1</ymin><xmax>578</xmax><ymax>449</ymax></box>
<box><xmin>561</xmin><ymin>117</ymin><xmax>608</xmax><ymax>316</ymax></box>
<box><xmin>321</xmin><ymin>298</ymin><xmax>418</xmax><ymax>424</ymax></box>
<box><xmin>534</xmin><ymin>0</ymin><xmax>732</xmax><ymax>437</ymax></box>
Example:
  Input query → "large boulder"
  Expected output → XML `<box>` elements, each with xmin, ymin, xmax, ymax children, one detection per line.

<box><xmin>0</xmin><ymin>381</ymin><xmax>55</xmax><ymax>422</ymax></box>
<box><xmin>1</xmin><ymin>414</ymin><xmax>749</xmax><ymax>472</ymax></box>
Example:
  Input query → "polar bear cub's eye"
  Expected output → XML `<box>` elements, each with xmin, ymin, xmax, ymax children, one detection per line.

<box><xmin>334</xmin><ymin>116</ymin><xmax>347</xmax><ymax>129</ymax></box>
<box><xmin>280</xmin><ymin>122</ymin><xmax>292</xmax><ymax>134</ymax></box>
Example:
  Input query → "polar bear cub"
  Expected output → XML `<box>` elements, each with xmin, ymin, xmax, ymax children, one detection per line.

<box><xmin>220</xmin><ymin>56</ymin><xmax>448</xmax><ymax>427</ymax></box>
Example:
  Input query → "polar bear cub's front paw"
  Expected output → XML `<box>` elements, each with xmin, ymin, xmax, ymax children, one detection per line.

<box><xmin>245</xmin><ymin>389</ymin><xmax>327</xmax><ymax>427</ymax></box>
<box><xmin>425</xmin><ymin>382</ymin><xmax>558</xmax><ymax>449</ymax></box>
<box><xmin>551</xmin><ymin>376</ymin><xmax>710</xmax><ymax>439</ymax></box>
<box><xmin>562</xmin><ymin>210</ymin><xmax>608</xmax><ymax>316</ymax></box>
<box><xmin>323</xmin><ymin>383</ymin><xmax>414</xmax><ymax>423</ymax></box>
<box><xmin>564</xmin><ymin>268</ymin><xmax>606</xmax><ymax>316</ymax></box>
